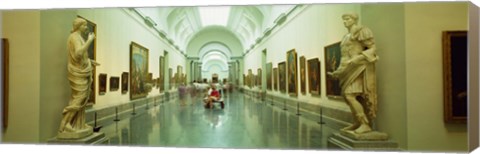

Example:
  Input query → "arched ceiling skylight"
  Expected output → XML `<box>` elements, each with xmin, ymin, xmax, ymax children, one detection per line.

<box><xmin>133</xmin><ymin>5</ymin><xmax>297</xmax><ymax>54</ymax></box>
<box><xmin>198</xmin><ymin>6</ymin><xmax>231</xmax><ymax>27</ymax></box>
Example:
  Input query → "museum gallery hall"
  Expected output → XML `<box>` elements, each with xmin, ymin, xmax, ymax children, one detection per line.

<box><xmin>1</xmin><ymin>2</ymin><xmax>477</xmax><ymax>153</ymax></box>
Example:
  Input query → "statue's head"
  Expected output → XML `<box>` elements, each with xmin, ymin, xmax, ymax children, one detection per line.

<box><xmin>342</xmin><ymin>13</ymin><xmax>358</xmax><ymax>28</ymax></box>
<box><xmin>71</xmin><ymin>18</ymin><xmax>87</xmax><ymax>33</ymax></box>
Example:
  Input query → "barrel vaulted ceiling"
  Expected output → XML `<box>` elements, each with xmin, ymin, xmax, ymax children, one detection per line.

<box><xmin>135</xmin><ymin>5</ymin><xmax>297</xmax><ymax>71</ymax></box>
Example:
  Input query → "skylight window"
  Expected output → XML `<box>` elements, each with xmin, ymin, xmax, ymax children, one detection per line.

<box><xmin>198</xmin><ymin>6</ymin><xmax>231</xmax><ymax>27</ymax></box>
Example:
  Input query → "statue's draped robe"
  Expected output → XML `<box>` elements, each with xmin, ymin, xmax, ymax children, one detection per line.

<box><xmin>334</xmin><ymin>26</ymin><xmax>378</xmax><ymax>120</ymax></box>
<box><xmin>63</xmin><ymin>33</ymin><xmax>93</xmax><ymax>131</ymax></box>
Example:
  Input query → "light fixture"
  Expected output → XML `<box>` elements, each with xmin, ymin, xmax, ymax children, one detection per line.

<box><xmin>274</xmin><ymin>13</ymin><xmax>287</xmax><ymax>25</ymax></box>
<box><xmin>144</xmin><ymin>16</ymin><xmax>157</xmax><ymax>27</ymax></box>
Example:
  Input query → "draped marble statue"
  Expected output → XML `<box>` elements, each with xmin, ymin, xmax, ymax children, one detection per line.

<box><xmin>57</xmin><ymin>17</ymin><xmax>100</xmax><ymax>139</ymax></box>
<box><xmin>328</xmin><ymin>13</ymin><xmax>379</xmax><ymax>135</ymax></box>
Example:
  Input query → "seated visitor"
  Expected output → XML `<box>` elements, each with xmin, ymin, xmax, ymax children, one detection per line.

<box><xmin>204</xmin><ymin>84</ymin><xmax>221</xmax><ymax>108</ymax></box>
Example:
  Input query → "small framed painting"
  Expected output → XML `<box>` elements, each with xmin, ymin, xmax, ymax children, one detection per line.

<box><xmin>99</xmin><ymin>73</ymin><xmax>107</xmax><ymax>95</ymax></box>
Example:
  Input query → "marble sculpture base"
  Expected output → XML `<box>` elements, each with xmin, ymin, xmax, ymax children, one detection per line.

<box><xmin>48</xmin><ymin>132</ymin><xmax>109</xmax><ymax>145</ymax></box>
<box><xmin>328</xmin><ymin>132</ymin><xmax>399</xmax><ymax>151</ymax></box>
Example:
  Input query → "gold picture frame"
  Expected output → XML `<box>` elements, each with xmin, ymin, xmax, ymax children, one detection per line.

<box><xmin>278</xmin><ymin>62</ymin><xmax>286</xmax><ymax>93</ymax></box>
<box><xmin>307</xmin><ymin>58</ymin><xmax>321</xmax><ymax>95</ymax></box>
<box><xmin>130</xmin><ymin>42</ymin><xmax>149</xmax><ymax>100</ymax></box>
<box><xmin>324</xmin><ymin>42</ymin><xmax>342</xmax><ymax>98</ymax></box>
<box><xmin>287</xmin><ymin>49</ymin><xmax>298</xmax><ymax>96</ymax></box>
<box><xmin>300</xmin><ymin>56</ymin><xmax>306</xmax><ymax>95</ymax></box>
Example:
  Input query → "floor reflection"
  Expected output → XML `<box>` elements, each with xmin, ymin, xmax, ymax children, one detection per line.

<box><xmin>101</xmin><ymin>92</ymin><xmax>334</xmax><ymax>149</ymax></box>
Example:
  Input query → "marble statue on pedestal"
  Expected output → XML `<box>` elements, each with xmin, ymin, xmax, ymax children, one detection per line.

<box><xmin>57</xmin><ymin>17</ymin><xmax>100</xmax><ymax>139</ymax></box>
<box><xmin>327</xmin><ymin>13</ymin><xmax>383</xmax><ymax>138</ymax></box>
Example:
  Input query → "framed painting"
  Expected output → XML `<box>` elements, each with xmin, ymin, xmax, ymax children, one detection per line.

<box><xmin>177</xmin><ymin>65</ymin><xmax>182</xmax><ymax>86</ymax></box>
<box><xmin>78</xmin><ymin>15</ymin><xmax>97</xmax><ymax>104</ymax></box>
<box><xmin>273</xmin><ymin>68</ymin><xmax>278</xmax><ymax>91</ymax></box>
<box><xmin>278</xmin><ymin>62</ymin><xmax>286</xmax><ymax>93</ymax></box>
<box><xmin>243</xmin><ymin>74</ymin><xmax>246</xmax><ymax>86</ymax></box>
<box><xmin>308</xmin><ymin>58</ymin><xmax>321</xmax><ymax>95</ymax></box>
<box><xmin>266</xmin><ymin>63</ymin><xmax>272</xmax><ymax>90</ymax></box>
<box><xmin>148</xmin><ymin>73</ymin><xmax>153</xmax><ymax>83</ymax></box>
<box><xmin>287</xmin><ymin>49</ymin><xmax>298</xmax><ymax>96</ymax></box>
<box><xmin>99</xmin><ymin>73</ymin><xmax>107</xmax><ymax>95</ymax></box>
<box><xmin>300</xmin><ymin>56</ymin><xmax>306</xmax><ymax>95</ymax></box>
<box><xmin>257</xmin><ymin>68</ymin><xmax>262</xmax><ymax>87</ymax></box>
<box><xmin>169</xmin><ymin>68</ymin><xmax>173</xmax><ymax>90</ymax></box>
<box><xmin>183</xmin><ymin>74</ymin><xmax>187</xmax><ymax>85</ymax></box>
<box><xmin>324</xmin><ymin>42</ymin><xmax>342</xmax><ymax>98</ymax></box>
<box><xmin>130</xmin><ymin>42</ymin><xmax>149</xmax><ymax>100</ymax></box>
<box><xmin>442</xmin><ymin>30</ymin><xmax>467</xmax><ymax>123</ymax></box>
<box><xmin>110</xmin><ymin>76</ymin><xmax>119</xmax><ymax>91</ymax></box>
<box><xmin>121</xmin><ymin>72</ymin><xmax>128</xmax><ymax>94</ymax></box>
<box><xmin>2</xmin><ymin>38</ymin><xmax>9</xmax><ymax>130</ymax></box>
<box><xmin>248</xmin><ymin>69</ymin><xmax>253</xmax><ymax>88</ymax></box>
<box><xmin>253</xmin><ymin>75</ymin><xmax>257</xmax><ymax>88</ymax></box>
<box><xmin>159</xmin><ymin>56</ymin><xmax>164</xmax><ymax>92</ymax></box>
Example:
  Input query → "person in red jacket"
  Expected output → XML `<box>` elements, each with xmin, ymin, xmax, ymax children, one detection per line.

<box><xmin>204</xmin><ymin>84</ymin><xmax>221</xmax><ymax>108</ymax></box>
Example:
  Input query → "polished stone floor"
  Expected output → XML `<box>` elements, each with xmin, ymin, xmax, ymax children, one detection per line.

<box><xmin>100</xmin><ymin>91</ymin><xmax>336</xmax><ymax>149</ymax></box>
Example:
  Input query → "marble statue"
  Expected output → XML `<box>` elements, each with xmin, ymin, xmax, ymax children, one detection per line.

<box><xmin>328</xmin><ymin>13</ymin><xmax>379</xmax><ymax>135</ymax></box>
<box><xmin>57</xmin><ymin>17</ymin><xmax>100</xmax><ymax>139</ymax></box>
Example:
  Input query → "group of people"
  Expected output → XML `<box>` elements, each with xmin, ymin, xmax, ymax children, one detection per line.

<box><xmin>176</xmin><ymin>80</ymin><xmax>229</xmax><ymax>108</ymax></box>
<box><xmin>192</xmin><ymin>81</ymin><xmax>226</xmax><ymax>108</ymax></box>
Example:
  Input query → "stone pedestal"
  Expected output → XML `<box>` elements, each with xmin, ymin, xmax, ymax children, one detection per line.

<box><xmin>328</xmin><ymin>132</ymin><xmax>399</xmax><ymax>151</ymax></box>
<box><xmin>57</xmin><ymin>127</ymin><xmax>93</xmax><ymax>139</ymax></box>
<box><xmin>48</xmin><ymin>132</ymin><xmax>109</xmax><ymax>145</ymax></box>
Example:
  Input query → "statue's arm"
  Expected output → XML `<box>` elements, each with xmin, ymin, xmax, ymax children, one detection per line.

<box><xmin>360</xmin><ymin>39</ymin><xmax>377</xmax><ymax>62</ymax></box>
<box><xmin>90</xmin><ymin>59</ymin><xmax>100</xmax><ymax>66</ymax></box>
<box><xmin>355</xmin><ymin>27</ymin><xmax>377</xmax><ymax>63</ymax></box>
<box><xmin>72</xmin><ymin>33</ymin><xmax>95</xmax><ymax>58</ymax></box>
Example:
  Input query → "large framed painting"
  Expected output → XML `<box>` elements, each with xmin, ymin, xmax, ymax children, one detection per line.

<box><xmin>2</xmin><ymin>38</ymin><xmax>9</xmax><ymax>130</ymax></box>
<box><xmin>78</xmin><ymin>15</ymin><xmax>97</xmax><ymax>104</ymax></box>
<box><xmin>266</xmin><ymin>63</ymin><xmax>272</xmax><ymax>90</ymax></box>
<box><xmin>442</xmin><ymin>30</ymin><xmax>467</xmax><ymax>123</ymax></box>
<box><xmin>99</xmin><ymin>73</ymin><xmax>107</xmax><ymax>95</ymax></box>
<box><xmin>300</xmin><ymin>56</ymin><xmax>306</xmax><ymax>95</ymax></box>
<box><xmin>110</xmin><ymin>76</ymin><xmax>119</xmax><ymax>91</ymax></box>
<box><xmin>159</xmin><ymin>56</ymin><xmax>164</xmax><ymax>92</ymax></box>
<box><xmin>257</xmin><ymin>68</ymin><xmax>262</xmax><ymax>87</ymax></box>
<box><xmin>324</xmin><ymin>42</ymin><xmax>342</xmax><ymax>98</ymax></box>
<box><xmin>287</xmin><ymin>49</ymin><xmax>298</xmax><ymax>96</ymax></box>
<box><xmin>121</xmin><ymin>72</ymin><xmax>128</xmax><ymax>94</ymax></box>
<box><xmin>278</xmin><ymin>62</ymin><xmax>286</xmax><ymax>93</ymax></box>
<box><xmin>130</xmin><ymin>42</ymin><xmax>149</xmax><ymax>100</ymax></box>
<box><xmin>308</xmin><ymin>58</ymin><xmax>321</xmax><ymax>95</ymax></box>
<box><xmin>273</xmin><ymin>67</ymin><xmax>278</xmax><ymax>91</ymax></box>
